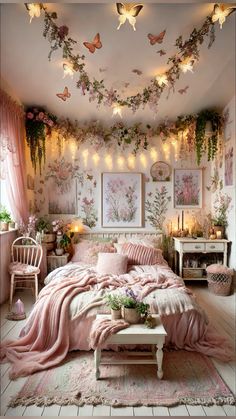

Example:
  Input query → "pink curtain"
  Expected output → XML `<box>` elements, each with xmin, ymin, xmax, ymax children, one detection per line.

<box><xmin>0</xmin><ymin>89</ymin><xmax>29</xmax><ymax>223</ymax></box>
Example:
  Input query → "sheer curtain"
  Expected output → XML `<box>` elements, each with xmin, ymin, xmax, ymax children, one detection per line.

<box><xmin>0</xmin><ymin>88</ymin><xmax>28</xmax><ymax>223</ymax></box>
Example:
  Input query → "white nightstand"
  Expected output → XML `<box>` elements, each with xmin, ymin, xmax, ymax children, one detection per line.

<box><xmin>173</xmin><ymin>238</ymin><xmax>229</xmax><ymax>280</ymax></box>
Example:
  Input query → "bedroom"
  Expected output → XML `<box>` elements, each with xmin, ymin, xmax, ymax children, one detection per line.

<box><xmin>0</xmin><ymin>1</ymin><xmax>235</xmax><ymax>417</ymax></box>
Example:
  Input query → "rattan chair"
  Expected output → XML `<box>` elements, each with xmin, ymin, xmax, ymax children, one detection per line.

<box><xmin>9</xmin><ymin>237</ymin><xmax>43</xmax><ymax>309</ymax></box>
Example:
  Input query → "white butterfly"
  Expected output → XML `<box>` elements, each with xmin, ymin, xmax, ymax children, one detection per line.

<box><xmin>116</xmin><ymin>3</ymin><xmax>143</xmax><ymax>31</ymax></box>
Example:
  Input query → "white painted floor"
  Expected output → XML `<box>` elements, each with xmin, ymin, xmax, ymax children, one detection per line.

<box><xmin>0</xmin><ymin>283</ymin><xmax>235</xmax><ymax>417</ymax></box>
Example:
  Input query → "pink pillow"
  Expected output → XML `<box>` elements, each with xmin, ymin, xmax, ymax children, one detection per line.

<box><xmin>71</xmin><ymin>240</ymin><xmax>116</xmax><ymax>265</ymax></box>
<box><xmin>96</xmin><ymin>253</ymin><xmax>128</xmax><ymax>275</ymax></box>
<box><xmin>121</xmin><ymin>242</ymin><xmax>165</xmax><ymax>265</ymax></box>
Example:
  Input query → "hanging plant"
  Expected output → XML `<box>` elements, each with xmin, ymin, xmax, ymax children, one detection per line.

<box><xmin>25</xmin><ymin>107</ymin><xmax>57</xmax><ymax>173</ymax></box>
<box><xmin>195</xmin><ymin>110</ymin><xmax>223</xmax><ymax>165</ymax></box>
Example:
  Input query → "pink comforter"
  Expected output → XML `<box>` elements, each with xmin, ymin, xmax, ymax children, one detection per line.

<box><xmin>0</xmin><ymin>263</ymin><xmax>233</xmax><ymax>379</ymax></box>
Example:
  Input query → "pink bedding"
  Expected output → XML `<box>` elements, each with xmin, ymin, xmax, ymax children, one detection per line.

<box><xmin>1</xmin><ymin>262</ymin><xmax>233</xmax><ymax>379</ymax></box>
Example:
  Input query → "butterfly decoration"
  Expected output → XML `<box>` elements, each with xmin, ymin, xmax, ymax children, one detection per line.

<box><xmin>147</xmin><ymin>192</ymin><xmax>153</xmax><ymax>197</ymax></box>
<box><xmin>124</xmin><ymin>82</ymin><xmax>130</xmax><ymax>88</ymax></box>
<box><xmin>83</xmin><ymin>33</ymin><xmax>102</xmax><ymax>53</ymax></box>
<box><xmin>178</xmin><ymin>86</ymin><xmax>189</xmax><ymax>95</ymax></box>
<box><xmin>145</xmin><ymin>176</ymin><xmax>150</xmax><ymax>182</ymax></box>
<box><xmin>157</xmin><ymin>49</ymin><xmax>166</xmax><ymax>56</ymax></box>
<box><xmin>132</xmin><ymin>69</ymin><xmax>142</xmax><ymax>76</ymax></box>
<box><xmin>87</xmin><ymin>174</ymin><xmax>94</xmax><ymax>181</ymax></box>
<box><xmin>212</xmin><ymin>4</ymin><xmax>236</xmax><ymax>29</ymax></box>
<box><xmin>99</xmin><ymin>67</ymin><xmax>108</xmax><ymax>73</ymax></box>
<box><xmin>148</xmin><ymin>30</ymin><xmax>166</xmax><ymax>45</ymax></box>
<box><xmin>116</xmin><ymin>3</ymin><xmax>143</xmax><ymax>31</ymax></box>
<box><xmin>56</xmin><ymin>86</ymin><xmax>71</xmax><ymax>101</ymax></box>
<box><xmin>93</xmin><ymin>180</ymin><xmax>97</xmax><ymax>188</ymax></box>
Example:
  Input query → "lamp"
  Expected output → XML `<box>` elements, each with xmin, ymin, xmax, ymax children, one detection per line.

<box><xmin>25</xmin><ymin>3</ymin><xmax>42</xmax><ymax>23</ymax></box>
<box><xmin>212</xmin><ymin>3</ymin><xmax>236</xmax><ymax>29</ymax></box>
<box><xmin>179</xmin><ymin>57</ymin><xmax>194</xmax><ymax>73</ymax></box>
<box><xmin>116</xmin><ymin>3</ymin><xmax>143</xmax><ymax>31</ymax></box>
<box><xmin>112</xmin><ymin>103</ymin><xmax>123</xmax><ymax>117</ymax></box>
<box><xmin>63</xmin><ymin>63</ymin><xmax>75</xmax><ymax>78</ymax></box>
<box><xmin>156</xmin><ymin>74</ymin><xmax>168</xmax><ymax>87</ymax></box>
<box><xmin>70</xmin><ymin>219</ymin><xmax>84</xmax><ymax>233</ymax></box>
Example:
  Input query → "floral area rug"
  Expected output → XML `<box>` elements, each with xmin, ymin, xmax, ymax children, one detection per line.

<box><xmin>9</xmin><ymin>350</ymin><xmax>235</xmax><ymax>408</ymax></box>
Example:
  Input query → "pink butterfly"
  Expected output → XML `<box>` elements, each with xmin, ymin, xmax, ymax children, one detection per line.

<box><xmin>157</xmin><ymin>49</ymin><xmax>166</xmax><ymax>56</ymax></box>
<box><xmin>132</xmin><ymin>69</ymin><xmax>142</xmax><ymax>76</ymax></box>
<box><xmin>148</xmin><ymin>30</ymin><xmax>166</xmax><ymax>45</ymax></box>
<box><xmin>147</xmin><ymin>192</ymin><xmax>153</xmax><ymax>197</ymax></box>
<box><xmin>56</xmin><ymin>86</ymin><xmax>71</xmax><ymax>101</ymax></box>
<box><xmin>178</xmin><ymin>86</ymin><xmax>189</xmax><ymax>95</ymax></box>
<box><xmin>83</xmin><ymin>33</ymin><xmax>102</xmax><ymax>54</ymax></box>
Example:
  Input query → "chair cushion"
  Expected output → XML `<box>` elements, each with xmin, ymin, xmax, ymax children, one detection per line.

<box><xmin>9</xmin><ymin>262</ymin><xmax>40</xmax><ymax>275</ymax></box>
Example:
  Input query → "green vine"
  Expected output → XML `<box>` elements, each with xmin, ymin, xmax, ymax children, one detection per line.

<box><xmin>195</xmin><ymin>109</ymin><xmax>222</xmax><ymax>165</ymax></box>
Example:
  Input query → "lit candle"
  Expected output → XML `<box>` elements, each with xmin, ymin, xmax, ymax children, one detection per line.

<box><xmin>74</xmin><ymin>226</ymin><xmax>79</xmax><ymax>233</ymax></box>
<box><xmin>182</xmin><ymin>210</ymin><xmax>184</xmax><ymax>231</ymax></box>
<box><xmin>177</xmin><ymin>215</ymin><xmax>180</xmax><ymax>230</ymax></box>
<box><xmin>216</xmin><ymin>231</ymin><xmax>222</xmax><ymax>239</ymax></box>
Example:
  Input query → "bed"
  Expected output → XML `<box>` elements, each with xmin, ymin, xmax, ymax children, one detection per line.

<box><xmin>0</xmin><ymin>231</ymin><xmax>233</xmax><ymax>379</ymax></box>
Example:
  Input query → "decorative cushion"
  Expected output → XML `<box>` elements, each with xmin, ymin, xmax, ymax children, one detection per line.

<box><xmin>96</xmin><ymin>253</ymin><xmax>128</xmax><ymax>275</ymax></box>
<box><xmin>71</xmin><ymin>240</ymin><xmax>116</xmax><ymax>265</ymax></box>
<box><xmin>121</xmin><ymin>242</ymin><xmax>165</xmax><ymax>265</ymax></box>
<box><xmin>117</xmin><ymin>234</ymin><xmax>162</xmax><ymax>249</ymax></box>
<box><xmin>9</xmin><ymin>262</ymin><xmax>40</xmax><ymax>275</ymax></box>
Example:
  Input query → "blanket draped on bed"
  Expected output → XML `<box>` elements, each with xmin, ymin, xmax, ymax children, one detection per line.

<box><xmin>0</xmin><ymin>267</ymin><xmax>233</xmax><ymax>379</ymax></box>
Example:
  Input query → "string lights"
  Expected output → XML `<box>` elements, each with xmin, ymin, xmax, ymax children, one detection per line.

<box><xmin>25</xmin><ymin>3</ymin><xmax>42</xmax><ymax>22</ymax></box>
<box><xmin>156</xmin><ymin>74</ymin><xmax>169</xmax><ymax>87</ymax></box>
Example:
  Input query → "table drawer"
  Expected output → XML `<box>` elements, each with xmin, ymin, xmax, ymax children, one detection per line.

<box><xmin>183</xmin><ymin>242</ymin><xmax>205</xmax><ymax>252</ymax></box>
<box><xmin>205</xmin><ymin>242</ymin><xmax>225</xmax><ymax>252</ymax></box>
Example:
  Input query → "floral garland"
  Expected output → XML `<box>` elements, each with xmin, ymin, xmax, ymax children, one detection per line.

<box><xmin>25</xmin><ymin>106</ymin><xmax>224</xmax><ymax>172</ymax></box>
<box><xmin>28</xmin><ymin>4</ymin><xmax>218</xmax><ymax>113</ymax></box>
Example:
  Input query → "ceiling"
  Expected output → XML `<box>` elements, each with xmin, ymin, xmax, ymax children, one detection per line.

<box><xmin>0</xmin><ymin>3</ymin><xmax>235</xmax><ymax>124</ymax></box>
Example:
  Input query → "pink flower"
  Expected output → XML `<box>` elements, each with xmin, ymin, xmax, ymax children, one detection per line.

<box><xmin>27</xmin><ymin>112</ymin><xmax>34</xmax><ymax>119</ymax></box>
<box><xmin>47</xmin><ymin>120</ymin><xmax>54</xmax><ymax>127</ymax></box>
<box><xmin>58</xmin><ymin>25</ymin><xmax>69</xmax><ymax>40</ymax></box>
<box><xmin>38</xmin><ymin>112</ymin><xmax>45</xmax><ymax>120</ymax></box>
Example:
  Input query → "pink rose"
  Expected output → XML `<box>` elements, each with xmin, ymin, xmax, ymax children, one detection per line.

<box><xmin>38</xmin><ymin>112</ymin><xmax>45</xmax><ymax>120</ymax></box>
<box><xmin>27</xmin><ymin>112</ymin><xmax>34</xmax><ymax>119</ymax></box>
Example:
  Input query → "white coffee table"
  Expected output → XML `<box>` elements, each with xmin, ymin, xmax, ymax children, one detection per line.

<box><xmin>94</xmin><ymin>314</ymin><xmax>167</xmax><ymax>380</ymax></box>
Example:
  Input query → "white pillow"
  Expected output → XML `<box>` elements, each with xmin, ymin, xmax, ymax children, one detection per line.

<box><xmin>117</xmin><ymin>234</ymin><xmax>162</xmax><ymax>249</ymax></box>
<box><xmin>96</xmin><ymin>253</ymin><xmax>128</xmax><ymax>275</ymax></box>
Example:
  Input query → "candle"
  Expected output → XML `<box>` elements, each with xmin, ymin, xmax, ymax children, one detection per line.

<box><xmin>177</xmin><ymin>215</ymin><xmax>180</xmax><ymax>230</ymax></box>
<box><xmin>182</xmin><ymin>210</ymin><xmax>184</xmax><ymax>231</ymax></box>
<box><xmin>74</xmin><ymin>226</ymin><xmax>79</xmax><ymax>233</ymax></box>
<box><xmin>13</xmin><ymin>299</ymin><xmax>25</xmax><ymax>315</ymax></box>
<box><xmin>216</xmin><ymin>231</ymin><xmax>222</xmax><ymax>239</ymax></box>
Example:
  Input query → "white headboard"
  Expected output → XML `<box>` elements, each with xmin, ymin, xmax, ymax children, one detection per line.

<box><xmin>79</xmin><ymin>230</ymin><xmax>163</xmax><ymax>244</ymax></box>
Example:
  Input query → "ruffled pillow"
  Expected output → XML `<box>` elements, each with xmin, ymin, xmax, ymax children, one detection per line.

<box><xmin>96</xmin><ymin>253</ymin><xmax>128</xmax><ymax>275</ymax></box>
<box><xmin>71</xmin><ymin>240</ymin><xmax>116</xmax><ymax>265</ymax></box>
<box><xmin>121</xmin><ymin>242</ymin><xmax>165</xmax><ymax>266</ymax></box>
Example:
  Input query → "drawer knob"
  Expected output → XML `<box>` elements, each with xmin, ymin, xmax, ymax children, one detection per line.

<box><xmin>195</xmin><ymin>245</ymin><xmax>201</xmax><ymax>249</ymax></box>
<box><xmin>210</xmin><ymin>245</ymin><xmax>215</xmax><ymax>249</ymax></box>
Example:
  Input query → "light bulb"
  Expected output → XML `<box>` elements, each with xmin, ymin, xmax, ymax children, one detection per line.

<box><xmin>179</xmin><ymin>57</ymin><xmax>194</xmax><ymax>73</ymax></box>
<box><xmin>63</xmin><ymin>63</ymin><xmax>74</xmax><ymax>78</ymax></box>
<box><xmin>156</xmin><ymin>74</ymin><xmax>168</xmax><ymax>87</ymax></box>
<box><xmin>212</xmin><ymin>4</ymin><xmax>232</xmax><ymax>29</ymax></box>
<box><xmin>112</xmin><ymin>104</ymin><xmax>123</xmax><ymax>118</ymax></box>
<box><xmin>26</xmin><ymin>3</ymin><xmax>42</xmax><ymax>23</ymax></box>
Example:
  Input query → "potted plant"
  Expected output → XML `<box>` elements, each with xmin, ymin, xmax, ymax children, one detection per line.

<box><xmin>56</xmin><ymin>232</ymin><xmax>74</xmax><ymax>255</ymax></box>
<box><xmin>212</xmin><ymin>193</ymin><xmax>232</xmax><ymax>238</ymax></box>
<box><xmin>105</xmin><ymin>294</ymin><xmax>122</xmax><ymax>320</ymax></box>
<box><xmin>121</xmin><ymin>289</ymin><xmax>146</xmax><ymax>324</ymax></box>
<box><xmin>0</xmin><ymin>207</ymin><xmax>12</xmax><ymax>231</ymax></box>
<box><xmin>8</xmin><ymin>218</ymin><xmax>16</xmax><ymax>230</ymax></box>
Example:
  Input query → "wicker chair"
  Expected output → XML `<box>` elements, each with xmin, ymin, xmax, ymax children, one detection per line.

<box><xmin>9</xmin><ymin>237</ymin><xmax>43</xmax><ymax>309</ymax></box>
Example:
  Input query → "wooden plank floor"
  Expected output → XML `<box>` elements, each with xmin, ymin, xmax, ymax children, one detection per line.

<box><xmin>0</xmin><ymin>285</ymin><xmax>235</xmax><ymax>417</ymax></box>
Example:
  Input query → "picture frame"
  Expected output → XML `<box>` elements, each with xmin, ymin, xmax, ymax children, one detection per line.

<box><xmin>48</xmin><ymin>178</ymin><xmax>77</xmax><ymax>215</ymax></box>
<box><xmin>102</xmin><ymin>172</ymin><xmax>143</xmax><ymax>227</ymax></box>
<box><xmin>224</xmin><ymin>139</ymin><xmax>234</xmax><ymax>187</ymax></box>
<box><xmin>174</xmin><ymin>169</ymin><xmax>202</xmax><ymax>208</ymax></box>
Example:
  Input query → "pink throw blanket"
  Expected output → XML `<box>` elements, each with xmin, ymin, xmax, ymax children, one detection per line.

<box><xmin>90</xmin><ymin>318</ymin><xmax>130</xmax><ymax>349</ymax></box>
<box><xmin>1</xmin><ymin>266</ymin><xmax>233</xmax><ymax>379</ymax></box>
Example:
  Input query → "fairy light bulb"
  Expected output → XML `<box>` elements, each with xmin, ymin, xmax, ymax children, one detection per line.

<box><xmin>179</xmin><ymin>57</ymin><xmax>194</xmax><ymax>73</ymax></box>
<box><xmin>140</xmin><ymin>153</ymin><xmax>147</xmax><ymax>168</ymax></box>
<box><xmin>105</xmin><ymin>154</ymin><xmax>113</xmax><ymax>170</ymax></box>
<box><xmin>63</xmin><ymin>63</ymin><xmax>74</xmax><ymax>78</ymax></box>
<box><xmin>128</xmin><ymin>154</ymin><xmax>135</xmax><ymax>169</ymax></box>
<box><xmin>116</xmin><ymin>4</ymin><xmax>143</xmax><ymax>31</ymax></box>
<box><xmin>117</xmin><ymin>155</ymin><xmax>125</xmax><ymax>168</ymax></box>
<box><xmin>26</xmin><ymin>3</ymin><xmax>42</xmax><ymax>23</ymax></box>
<box><xmin>150</xmin><ymin>147</ymin><xmax>158</xmax><ymax>161</ymax></box>
<box><xmin>112</xmin><ymin>104</ymin><xmax>123</xmax><ymax>118</ymax></box>
<box><xmin>92</xmin><ymin>153</ymin><xmax>100</xmax><ymax>165</ymax></box>
<box><xmin>82</xmin><ymin>149</ymin><xmax>88</xmax><ymax>166</ymax></box>
<box><xmin>156</xmin><ymin>74</ymin><xmax>168</xmax><ymax>87</ymax></box>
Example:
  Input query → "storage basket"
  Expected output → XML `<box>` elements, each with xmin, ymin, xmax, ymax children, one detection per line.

<box><xmin>183</xmin><ymin>268</ymin><xmax>204</xmax><ymax>278</ymax></box>
<box><xmin>207</xmin><ymin>272</ymin><xmax>232</xmax><ymax>296</ymax></box>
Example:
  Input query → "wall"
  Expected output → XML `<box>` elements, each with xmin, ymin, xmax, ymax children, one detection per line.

<box><xmin>29</xmin><ymin>130</ymin><xmax>212</xmax><ymax>233</ymax></box>
<box><xmin>211</xmin><ymin>96</ymin><xmax>236</xmax><ymax>269</ymax></box>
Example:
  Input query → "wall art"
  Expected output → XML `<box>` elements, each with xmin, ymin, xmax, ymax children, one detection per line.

<box><xmin>102</xmin><ymin>172</ymin><xmax>143</xmax><ymax>227</ymax></box>
<box><xmin>150</xmin><ymin>161</ymin><xmax>171</xmax><ymax>181</ymax></box>
<box><xmin>224</xmin><ymin>141</ymin><xmax>234</xmax><ymax>187</ymax></box>
<box><xmin>174</xmin><ymin>169</ymin><xmax>202</xmax><ymax>208</ymax></box>
<box><xmin>48</xmin><ymin>178</ymin><xmax>77</xmax><ymax>215</ymax></box>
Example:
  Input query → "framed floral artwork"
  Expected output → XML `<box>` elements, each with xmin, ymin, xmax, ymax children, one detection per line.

<box><xmin>48</xmin><ymin>178</ymin><xmax>77</xmax><ymax>215</ymax></box>
<box><xmin>174</xmin><ymin>169</ymin><xmax>202</xmax><ymax>208</ymax></box>
<box><xmin>224</xmin><ymin>141</ymin><xmax>234</xmax><ymax>187</ymax></box>
<box><xmin>102</xmin><ymin>172</ymin><xmax>143</xmax><ymax>227</ymax></box>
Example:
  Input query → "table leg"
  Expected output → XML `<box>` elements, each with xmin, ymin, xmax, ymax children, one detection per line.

<box><xmin>156</xmin><ymin>341</ymin><xmax>164</xmax><ymax>379</ymax></box>
<box><xmin>94</xmin><ymin>348</ymin><xmax>101</xmax><ymax>380</ymax></box>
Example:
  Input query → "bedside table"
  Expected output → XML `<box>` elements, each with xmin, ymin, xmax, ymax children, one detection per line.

<box><xmin>47</xmin><ymin>253</ymin><xmax>70</xmax><ymax>273</ymax></box>
<box><xmin>173</xmin><ymin>238</ymin><xmax>229</xmax><ymax>280</ymax></box>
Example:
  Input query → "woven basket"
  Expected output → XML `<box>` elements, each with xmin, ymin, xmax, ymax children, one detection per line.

<box><xmin>183</xmin><ymin>268</ymin><xmax>204</xmax><ymax>278</ymax></box>
<box><xmin>207</xmin><ymin>272</ymin><xmax>232</xmax><ymax>296</ymax></box>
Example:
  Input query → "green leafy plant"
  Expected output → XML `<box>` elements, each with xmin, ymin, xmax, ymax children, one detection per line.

<box><xmin>105</xmin><ymin>294</ymin><xmax>122</xmax><ymax>310</ymax></box>
<box><xmin>59</xmin><ymin>232</ymin><xmax>74</xmax><ymax>250</ymax></box>
<box><xmin>212</xmin><ymin>193</ymin><xmax>232</xmax><ymax>227</ymax></box>
<box><xmin>195</xmin><ymin>110</ymin><xmax>223</xmax><ymax>165</ymax></box>
<box><xmin>136</xmin><ymin>302</ymin><xmax>150</xmax><ymax>316</ymax></box>
<box><xmin>145</xmin><ymin>186</ymin><xmax>171</xmax><ymax>231</ymax></box>
<box><xmin>0</xmin><ymin>206</ymin><xmax>12</xmax><ymax>223</ymax></box>
<box><xmin>36</xmin><ymin>216</ymin><xmax>51</xmax><ymax>232</ymax></box>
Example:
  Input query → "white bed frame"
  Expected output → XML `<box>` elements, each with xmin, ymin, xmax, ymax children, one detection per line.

<box><xmin>79</xmin><ymin>230</ymin><xmax>162</xmax><ymax>243</ymax></box>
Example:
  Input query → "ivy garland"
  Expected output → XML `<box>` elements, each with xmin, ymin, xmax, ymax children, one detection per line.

<box><xmin>27</xmin><ymin>3</ymin><xmax>219</xmax><ymax>113</ymax></box>
<box><xmin>25</xmin><ymin>107</ymin><xmax>224</xmax><ymax>172</ymax></box>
